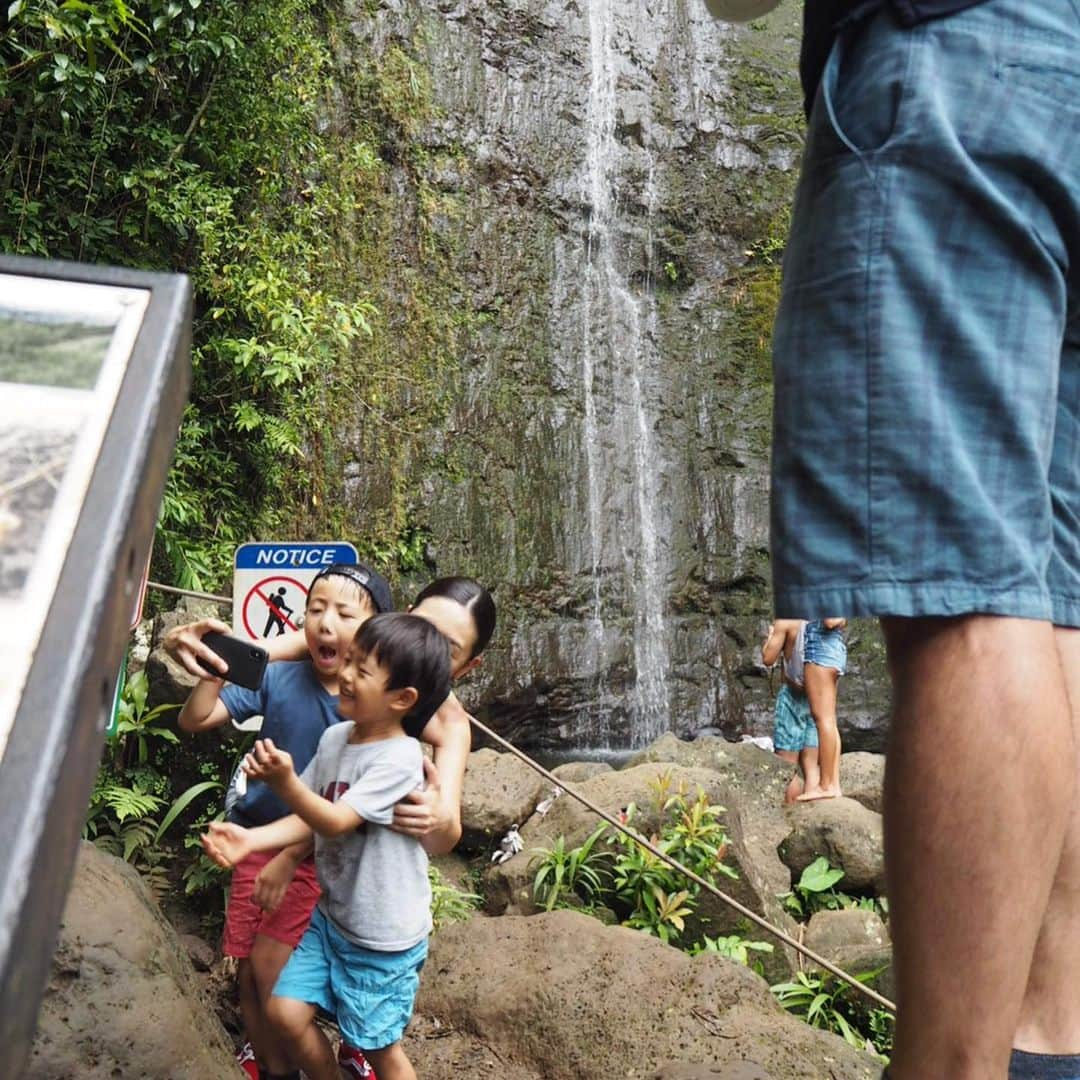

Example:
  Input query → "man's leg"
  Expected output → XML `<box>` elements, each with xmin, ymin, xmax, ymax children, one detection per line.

<box><xmin>1015</xmin><ymin>627</ymin><xmax>1080</xmax><ymax>1056</ymax></box>
<box><xmin>882</xmin><ymin>616</ymin><xmax>1075</xmax><ymax>1080</ymax></box>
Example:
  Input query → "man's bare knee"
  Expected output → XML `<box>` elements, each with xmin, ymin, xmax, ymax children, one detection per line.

<box><xmin>265</xmin><ymin>996</ymin><xmax>315</xmax><ymax>1043</ymax></box>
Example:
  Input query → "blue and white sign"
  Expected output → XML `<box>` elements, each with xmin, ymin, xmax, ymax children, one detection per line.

<box><xmin>233</xmin><ymin>541</ymin><xmax>358</xmax><ymax>642</ymax></box>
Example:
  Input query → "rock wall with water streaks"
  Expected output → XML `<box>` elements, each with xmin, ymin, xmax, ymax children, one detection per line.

<box><xmin>332</xmin><ymin>0</ymin><xmax>892</xmax><ymax>753</ymax></box>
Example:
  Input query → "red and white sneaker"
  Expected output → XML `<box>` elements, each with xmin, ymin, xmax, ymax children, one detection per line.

<box><xmin>338</xmin><ymin>1043</ymin><xmax>376</xmax><ymax>1078</ymax></box>
<box><xmin>235</xmin><ymin>1041</ymin><xmax>260</xmax><ymax>1080</ymax></box>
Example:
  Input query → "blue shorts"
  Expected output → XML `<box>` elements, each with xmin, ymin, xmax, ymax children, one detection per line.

<box><xmin>773</xmin><ymin>683</ymin><xmax>818</xmax><ymax>753</ymax></box>
<box><xmin>273</xmin><ymin>906</ymin><xmax>427</xmax><ymax>1051</ymax></box>
<box><xmin>771</xmin><ymin>0</ymin><xmax>1080</xmax><ymax>628</ymax></box>
<box><xmin>803</xmin><ymin>621</ymin><xmax>846</xmax><ymax>675</ymax></box>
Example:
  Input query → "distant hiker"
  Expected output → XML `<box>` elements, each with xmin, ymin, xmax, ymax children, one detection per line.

<box><xmin>202</xmin><ymin>613</ymin><xmax>451</xmax><ymax>1080</ymax></box>
<box><xmin>761</xmin><ymin>619</ymin><xmax>818</xmax><ymax>803</ymax></box>
<box><xmin>799</xmin><ymin>618</ymin><xmax>846</xmax><ymax>801</ymax></box>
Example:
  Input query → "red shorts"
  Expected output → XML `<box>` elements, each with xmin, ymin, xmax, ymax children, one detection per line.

<box><xmin>221</xmin><ymin>849</ymin><xmax>321</xmax><ymax>958</ymax></box>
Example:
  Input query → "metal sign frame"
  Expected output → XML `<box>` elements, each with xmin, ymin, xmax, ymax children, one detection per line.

<box><xmin>0</xmin><ymin>256</ymin><xmax>191</xmax><ymax>1072</ymax></box>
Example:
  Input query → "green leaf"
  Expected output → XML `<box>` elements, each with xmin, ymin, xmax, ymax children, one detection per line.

<box><xmin>8</xmin><ymin>0</ymin><xmax>24</xmax><ymax>17</ymax></box>
<box><xmin>798</xmin><ymin>856</ymin><xmax>845</xmax><ymax>894</ymax></box>
<box><xmin>154</xmin><ymin>780</ymin><xmax>222</xmax><ymax>843</ymax></box>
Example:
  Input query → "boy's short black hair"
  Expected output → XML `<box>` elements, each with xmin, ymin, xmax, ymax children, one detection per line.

<box><xmin>353</xmin><ymin>613</ymin><xmax>451</xmax><ymax>724</ymax></box>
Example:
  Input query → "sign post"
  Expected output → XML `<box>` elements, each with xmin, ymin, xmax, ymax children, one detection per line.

<box><xmin>233</xmin><ymin>542</ymin><xmax>359</xmax><ymax>642</ymax></box>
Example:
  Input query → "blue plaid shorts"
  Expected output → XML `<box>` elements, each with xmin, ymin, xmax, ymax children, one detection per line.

<box><xmin>771</xmin><ymin>0</ymin><xmax>1080</xmax><ymax>628</ymax></box>
<box><xmin>773</xmin><ymin>683</ymin><xmax>818</xmax><ymax>753</ymax></box>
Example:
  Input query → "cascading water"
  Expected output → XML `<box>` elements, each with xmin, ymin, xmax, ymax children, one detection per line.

<box><xmin>576</xmin><ymin>0</ymin><xmax>670</xmax><ymax>747</ymax></box>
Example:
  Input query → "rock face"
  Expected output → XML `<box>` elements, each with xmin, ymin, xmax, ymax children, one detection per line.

<box><xmin>26</xmin><ymin>843</ymin><xmax>236</xmax><ymax>1079</ymax></box>
<box><xmin>322</xmin><ymin>0</ymin><xmax>894</xmax><ymax>754</ymax></box>
<box><xmin>841</xmin><ymin>752</ymin><xmax>887</xmax><ymax>814</ymax></box>
<box><xmin>412</xmin><ymin>910</ymin><xmax>881</xmax><ymax>1079</ymax></box>
<box><xmin>804</xmin><ymin>908</ymin><xmax>894</xmax><ymax>1001</ymax></box>
<box><xmin>779</xmin><ymin>799</ymin><xmax>886</xmax><ymax>893</ymax></box>
<box><xmin>460</xmin><ymin>747</ymin><xmax>550</xmax><ymax>852</ymax></box>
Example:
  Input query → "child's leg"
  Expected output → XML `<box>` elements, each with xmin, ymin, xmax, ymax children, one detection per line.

<box><xmin>802</xmin><ymin>662</ymin><xmax>842</xmax><ymax>799</ymax></box>
<box><xmin>799</xmin><ymin>745</ymin><xmax>821</xmax><ymax>797</ymax></box>
<box><xmin>775</xmin><ymin>748</ymin><xmax>803</xmax><ymax>804</ymax></box>
<box><xmin>364</xmin><ymin>1042</ymin><xmax>416</xmax><ymax>1080</ymax></box>
<box><xmin>266</xmin><ymin>996</ymin><xmax>338</xmax><ymax>1080</ymax></box>
<box><xmin>248</xmin><ymin>935</ymin><xmax>296</xmax><ymax>1073</ymax></box>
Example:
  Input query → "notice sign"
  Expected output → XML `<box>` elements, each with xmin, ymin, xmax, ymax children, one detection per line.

<box><xmin>233</xmin><ymin>542</ymin><xmax>358</xmax><ymax>642</ymax></box>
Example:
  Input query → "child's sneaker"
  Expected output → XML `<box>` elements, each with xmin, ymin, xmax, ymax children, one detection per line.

<box><xmin>338</xmin><ymin>1043</ymin><xmax>376</xmax><ymax>1078</ymax></box>
<box><xmin>235</xmin><ymin>1041</ymin><xmax>260</xmax><ymax>1080</ymax></box>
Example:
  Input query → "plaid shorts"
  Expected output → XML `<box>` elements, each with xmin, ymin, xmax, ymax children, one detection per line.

<box><xmin>771</xmin><ymin>0</ymin><xmax>1080</xmax><ymax>627</ymax></box>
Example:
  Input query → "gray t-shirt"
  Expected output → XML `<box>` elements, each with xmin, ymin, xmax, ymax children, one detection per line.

<box><xmin>299</xmin><ymin>723</ymin><xmax>431</xmax><ymax>951</ymax></box>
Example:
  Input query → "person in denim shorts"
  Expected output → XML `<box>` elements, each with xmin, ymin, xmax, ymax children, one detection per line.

<box><xmin>801</xmin><ymin>619</ymin><xmax>847</xmax><ymax>801</ymax></box>
<box><xmin>738</xmin><ymin>0</ymin><xmax>1080</xmax><ymax>1077</ymax></box>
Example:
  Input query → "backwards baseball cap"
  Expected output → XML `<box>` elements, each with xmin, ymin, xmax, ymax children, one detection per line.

<box><xmin>311</xmin><ymin>562</ymin><xmax>394</xmax><ymax>615</ymax></box>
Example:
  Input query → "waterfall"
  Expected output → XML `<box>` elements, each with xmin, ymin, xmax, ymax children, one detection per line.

<box><xmin>577</xmin><ymin>0</ymin><xmax>670</xmax><ymax>747</ymax></box>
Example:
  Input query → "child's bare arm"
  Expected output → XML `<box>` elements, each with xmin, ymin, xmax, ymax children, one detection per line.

<box><xmin>253</xmin><ymin>837</ymin><xmax>314</xmax><ymax>912</ymax></box>
<box><xmin>178</xmin><ymin>677</ymin><xmax>233</xmax><ymax>733</ymax></box>
<box><xmin>201</xmin><ymin>815</ymin><xmax>313</xmax><ymax>867</ymax></box>
<box><xmin>243</xmin><ymin>739</ymin><xmax>363</xmax><ymax>838</ymax></box>
<box><xmin>163</xmin><ymin>617</ymin><xmax>232</xmax><ymax>678</ymax></box>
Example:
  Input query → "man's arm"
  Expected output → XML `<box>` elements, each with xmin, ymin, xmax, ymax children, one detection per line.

<box><xmin>393</xmin><ymin>693</ymin><xmax>471</xmax><ymax>854</ymax></box>
<box><xmin>761</xmin><ymin>622</ymin><xmax>786</xmax><ymax>668</ymax></box>
<box><xmin>178</xmin><ymin>677</ymin><xmax>233</xmax><ymax>733</ymax></box>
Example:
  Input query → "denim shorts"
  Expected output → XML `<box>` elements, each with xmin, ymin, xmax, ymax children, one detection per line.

<box><xmin>274</xmin><ymin>906</ymin><xmax>427</xmax><ymax>1050</ymax></box>
<box><xmin>773</xmin><ymin>683</ymin><xmax>818</xmax><ymax>753</ymax></box>
<box><xmin>771</xmin><ymin>0</ymin><xmax>1080</xmax><ymax>628</ymax></box>
<box><xmin>803</xmin><ymin>621</ymin><xmax>847</xmax><ymax>675</ymax></box>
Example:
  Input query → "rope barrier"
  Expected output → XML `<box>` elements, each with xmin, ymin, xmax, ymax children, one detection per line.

<box><xmin>147</xmin><ymin>580</ymin><xmax>231</xmax><ymax>605</ymax></box>
<box><xmin>467</xmin><ymin>714</ymin><xmax>897</xmax><ymax>1015</ymax></box>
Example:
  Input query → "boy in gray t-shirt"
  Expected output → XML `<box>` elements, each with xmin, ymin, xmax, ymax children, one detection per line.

<box><xmin>203</xmin><ymin>613</ymin><xmax>451</xmax><ymax>1080</ymax></box>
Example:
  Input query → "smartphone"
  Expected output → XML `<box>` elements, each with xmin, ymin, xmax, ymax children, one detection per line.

<box><xmin>197</xmin><ymin>631</ymin><xmax>268</xmax><ymax>691</ymax></box>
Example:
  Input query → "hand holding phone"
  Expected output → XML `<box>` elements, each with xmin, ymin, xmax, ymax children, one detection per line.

<box><xmin>196</xmin><ymin>631</ymin><xmax>268</xmax><ymax>691</ymax></box>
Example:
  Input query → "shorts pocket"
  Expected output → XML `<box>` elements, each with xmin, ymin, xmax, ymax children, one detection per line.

<box><xmin>818</xmin><ymin>11</ymin><xmax>923</xmax><ymax>160</ymax></box>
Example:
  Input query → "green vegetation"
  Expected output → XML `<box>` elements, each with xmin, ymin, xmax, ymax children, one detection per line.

<box><xmin>3</xmin><ymin>0</ymin><xmax>465</xmax><ymax>592</ymax></box>
<box><xmin>529</xmin><ymin>773</ymin><xmax>746</xmax><ymax>951</ymax></box>
<box><xmin>429</xmin><ymin>864</ymin><xmax>482</xmax><ymax>929</ymax></box>
<box><xmin>780</xmin><ymin>856</ymin><xmax>888</xmax><ymax>920</ymax></box>
<box><xmin>83</xmin><ymin>670</ymin><xmax>228</xmax><ymax>906</ymax></box>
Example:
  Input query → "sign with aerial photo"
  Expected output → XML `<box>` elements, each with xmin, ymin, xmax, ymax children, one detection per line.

<box><xmin>0</xmin><ymin>275</ymin><xmax>150</xmax><ymax>758</ymax></box>
<box><xmin>0</xmin><ymin>256</ymin><xmax>190</xmax><ymax>1077</ymax></box>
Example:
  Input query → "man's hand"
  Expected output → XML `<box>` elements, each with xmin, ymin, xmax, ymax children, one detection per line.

<box><xmin>391</xmin><ymin>758</ymin><xmax>448</xmax><ymax>838</ymax></box>
<box><xmin>253</xmin><ymin>850</ymin><xmax>298</xmax><ymax>913</ymax></box>
<box><xmin>823</xmin><ymin>617</ymin><xmax>848</xmax><ymax>630</ymax></box>
<box><xmin>243</xmin><ymin>738</ymin><xmax>295</xmax><ymax>790</ymax></box>
<box><xmin>163</xmin><ymin>617</ymin><xmax>232</xmax><ymax>679</ymax></box>
<box><xmin>201</xmin><ymin>821</ymin><xmax>253</xmax><ymax>868</ymax></box>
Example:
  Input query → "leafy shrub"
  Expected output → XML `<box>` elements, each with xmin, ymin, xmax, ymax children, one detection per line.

<box><xmin>429</xmin><ymin>865</ymin><xmax>481</xmax><ymax>929</ymax></box>
<box><xmin>780</xmin><ymin>856</ymin><xmax>888</xmax><ymax>920</ymax></box>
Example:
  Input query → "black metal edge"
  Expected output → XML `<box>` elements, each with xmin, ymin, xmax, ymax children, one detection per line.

<box><xmin>0</xmin><ymin>257</ymin><xmax>192</xmax><ymax>1071</ymax></box>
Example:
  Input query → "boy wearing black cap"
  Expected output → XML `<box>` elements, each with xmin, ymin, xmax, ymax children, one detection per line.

<box><xmin>179</xmin><ymin>563</ymin><xmax>391</xmax><ymax>1080</ymax></box>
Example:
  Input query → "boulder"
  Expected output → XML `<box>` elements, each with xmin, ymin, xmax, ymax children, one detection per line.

<box><xmin>460</xmin><ymin>748</ymin><xmax>548</xmax><ymax>853</ymax></box>
<box><xmin>551</xmin><ymin>761</ymin><xmax>614</xmax><ymax>784</ymax></box>
<box><xmin>779</xmin><ymin>799</ymin><xmax>885</xmax><ymax>893</ymax></box>
<box><xmin>484</xmin><ymin>739</ymin><xmax>801</xmax><ymax>981</ymax></box>
<box><xmin>804</xmin><ymin>908</ymin><xmax>894</xmax><ymax>1000</ymax></box>
<box><xmin>841</xmin><ymin>753</ymin><xmax>886</xmax><ymax>815</ymax></box>
<box><xmin>143</xmin><ymin>600</ymin><xmax>233</xmax><ymax>711</ymax></box>
<box><xmin>411</xmin><ymin>910</ymin><xmax>880</xmax><ymax>1080</ymax></box>
<box><xmin>26</xmin><ymin>843</ymin><xmax>237</xmax><ymax>1079</ymax></box>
